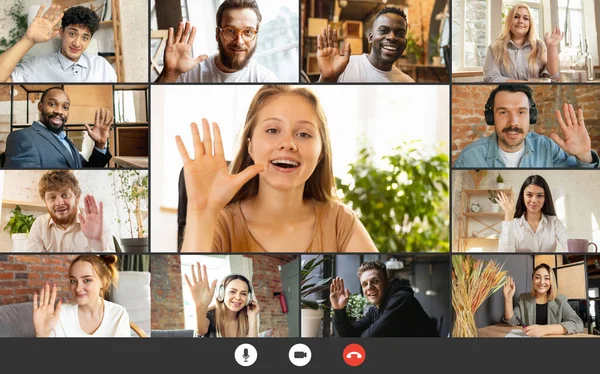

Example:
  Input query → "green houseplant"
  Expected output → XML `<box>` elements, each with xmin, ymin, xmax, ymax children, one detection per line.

<box><xmin>3</xmin><ymin>205</ymin><xmax>36</xmax><ymax>251</ymax></box>
<box><xmin>330</xmin><ymin>293</ymin><xmax>370</xmax><ymax>321</ymax></box>
<box><xmin>301</xmin><ymin>256</ymin><xmax>332</xmax><ymax>337</ymax></box>
<box><xmin>496</xmin><ymin>173</ymin><xmax>505</xmax><ymax>188</ymax></box>
<box><xmin>406</xmin><ymin>30</ymin><xmax>424</xmax><ymax>64</ymax></box>
<box><xmin>0</xmin><ymin>0</ymin><xmax>27</xmax><ymax>54</ymax></box>
<box><xmin>337</xmin><ymin>141</ymin><xmax>449</xmax><ymax>252</ymax></box>
<box><xmin>488</xmin><ymin>190</ymin><xmax>500</xmax><ymax>213</ymax></box>
<box><xmin>109</xmin><ymin>170</ymin><xmax>149</xmax><ymax>252</ymax></box>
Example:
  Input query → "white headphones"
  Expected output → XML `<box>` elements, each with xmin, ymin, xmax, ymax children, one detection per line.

<box><xmin>216</xmin><ymin>274</ymin><xmax>254</xmax><ymax>307</ymax></box>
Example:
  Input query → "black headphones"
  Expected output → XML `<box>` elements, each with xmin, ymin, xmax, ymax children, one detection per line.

<box><xmin>484</xmin><ymin>88</ymin><xmax>538</xmax><ymax>126</ymax></box>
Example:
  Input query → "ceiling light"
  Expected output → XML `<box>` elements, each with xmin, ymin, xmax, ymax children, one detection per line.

<box><xmin>385</xmin><ymin>258</ymin><xmax>404</xmax><ymax>270</ymax></box>
<box><xmin>339</xmin><ymin>0</ymin><xmax>348</xmax><ymax>7</ymax></box>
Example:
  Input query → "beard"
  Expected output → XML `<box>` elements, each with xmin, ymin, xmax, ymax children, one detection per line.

<box><xmin>218</xmin><ymin>39</ymin><xmax>257</xmax><ymax>70</ymax></box>
<box><xmin>49</xmin><ymin>207</ymin><xmax>77</xmax><ymax>226</ymax></box>
<box><xmin>41</xmin><ymin>113</ymin><xmax>66</xmax><ymax>134</ymax></box>
<box><xmin>372</xmin><ymin>39</ymin><xmax>406</xmax><ymax>64</ymax></box>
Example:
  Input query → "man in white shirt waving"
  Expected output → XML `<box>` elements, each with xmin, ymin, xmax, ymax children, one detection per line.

<box><xmin>26</xmin><ymin>170</ymin><xmax>114</xmax><ymax>253</ymax></box>
<box><xmin>155</xmin><ymin>0</ymin><xmax>277</xmax><ymax>83</ymax></box>
<box><xmin>317</xmin><ymin>7</ymin><xmax>414</xmax><ymax>83</ymax></box>
<box><xmin>0</xmin><ymin>5</ymin><xmax>116</xmax><ymax>83</ymax></box>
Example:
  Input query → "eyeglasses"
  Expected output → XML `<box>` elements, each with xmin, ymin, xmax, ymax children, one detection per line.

<box><xmin>218</xmin><ymin>27</ymin><xmax>258</xmax><ymax>42</ymax></box>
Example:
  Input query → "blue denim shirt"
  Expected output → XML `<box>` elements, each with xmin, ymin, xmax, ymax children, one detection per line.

<box><xmin>454</xmin><ymin>132</ymin><xmax>599</xmax><ymax>168</ymax></box>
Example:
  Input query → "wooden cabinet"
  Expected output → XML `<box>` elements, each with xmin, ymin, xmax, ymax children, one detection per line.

<box><xmin>456</xmin><ymin>188</ymin><xmax>513</xmax><ymax>252</ymax></box>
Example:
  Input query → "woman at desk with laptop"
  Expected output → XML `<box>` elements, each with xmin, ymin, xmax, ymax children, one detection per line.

<box><xmin>502</xmin><ymin>263</ymin><xmax>583</xmax><ymax>337</ymax></box>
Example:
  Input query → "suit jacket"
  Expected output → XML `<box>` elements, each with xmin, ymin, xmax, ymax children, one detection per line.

<box><xmin>505</xmin><ymin>293</ymin><xmax>584</xmax><ymax>334</ymax></box>
<box><xmin>4</xmin><ymin>121</ymin><xmax>111</xmax><ymax>168</ymax></box>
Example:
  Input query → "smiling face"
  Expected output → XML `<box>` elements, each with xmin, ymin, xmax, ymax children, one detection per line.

<box><xmin>248</xmin><ymin>93</ymin><xmax>323</xmax><ymax>193</ymax></box>
<box><xmin>532</xmin><ymin>266</ymin><xmax>551</xmax><ymax>297</ymax></box>
<box><xmin>60</xmin><ymin>24</ymin><xmax>92</xmax><ymax>62</ymax></box>
<box><xmin>38</xmin><ymin>89</ymin><xmax>70</xmax><ymax>134</ymax></box>
<box><xmin>523</xmin><ymin>184</ymin><xmax>545</xmax><ymax>215</ymax></box>
<box><xmin>369</xmin><ymin>13</ymin><xmax>407</xmax><ymax>66</ymax></box>
<box><xmin>44</xmin><ymin>187</ymin><xmax>79</xmax><ymax>227</ymax></box>
<box><xmin>509</xmin><ymin>6</ymin><xmax>531</xmax><ymax>39</ymax></box>
<box><xmin>493</xmin><ymin>91</ymin><xmax>530</xmax><ymax>152</ymax></box>
<box><xmin>359</xmin><ymin>269</ymin><xmax>388</xmax><ymax>307</ymax></box>
<box><xmin>216</xmin><ymin>8</ymin><xmax>259</xmax><ymax>71</ymax></box>
<box><xmin>69</xmin><ymin>261</ymin><xmax>102</xmax><ymax>306</ymax></box>
<box><xmin>224</xmin><ymin>279</ymin><xmax>250</xmax><ymax>312</ymax></box>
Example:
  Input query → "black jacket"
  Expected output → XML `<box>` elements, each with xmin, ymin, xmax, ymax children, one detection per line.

<box><xmin>333</xmin><ymin>278</ymin><xmax>439</xmax><ymax>337</ymax></box>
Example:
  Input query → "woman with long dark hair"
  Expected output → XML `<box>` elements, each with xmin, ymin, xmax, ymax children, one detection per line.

<box><xmin>496</xmin><ymin>174</ymin><xmax>567</xmax><ymax>252</ymax></box>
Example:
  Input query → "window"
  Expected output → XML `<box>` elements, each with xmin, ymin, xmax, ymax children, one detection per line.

<box><xmin>452</xmin><ymin>0</ymin><xmax>489</xmax><ymax>71</ymax></box>
<box><xmin>558</xmin><ymin>0</ymin><xmax>585</xmax><ymax>48</ymax></box>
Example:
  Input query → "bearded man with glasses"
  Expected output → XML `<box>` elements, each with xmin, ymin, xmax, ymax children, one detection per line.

<box><xmin>155</xmin><ymin>0</ymin><xmax>277</xmax><ymax>83</ymax></box>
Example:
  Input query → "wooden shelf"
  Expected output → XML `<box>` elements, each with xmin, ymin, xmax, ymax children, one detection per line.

<box><xmin>462</xmin><ymin>212</ymin><xmax>505</xmax><ymax>218</ymax></box>
<box><xmin>2</xmin><ymin>200</ymin><xmax>46</xmax><ymax>210</ymax></box>
<box><xmin>462</xmin><ymin>188</ymin><xmax>512</xmax><ymax>196</ymax></box>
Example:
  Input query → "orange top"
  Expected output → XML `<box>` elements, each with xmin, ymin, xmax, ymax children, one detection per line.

<box><xmin>213</xmin><ymin>200</ymin><xmax>357</xmax><ymax>252</ymax></box>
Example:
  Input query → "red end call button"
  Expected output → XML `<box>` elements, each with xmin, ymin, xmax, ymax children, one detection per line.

<box><xmin>343</xmin><ymin>343</ymin><xmax>366</xmax><ymax>367</ymax></box>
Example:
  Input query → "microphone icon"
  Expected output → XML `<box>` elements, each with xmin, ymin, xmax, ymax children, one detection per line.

<box><xmin>242</xmin><ymin>348</ymin><xmax>250</xmax><ymax>362</ymax></box>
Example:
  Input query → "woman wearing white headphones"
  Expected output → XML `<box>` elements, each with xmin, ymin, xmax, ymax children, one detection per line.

<box><xmin>185</xmin><ymin>262</ymin><xmax>260</xmax><ymax>337</ymax></box>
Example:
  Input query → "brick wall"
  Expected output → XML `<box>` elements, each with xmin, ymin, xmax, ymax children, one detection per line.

<box><xmin>245</xmin><ymin>254</ymin><xmax>296</xmax><ymax>338</ymax></box>
<box><xmin>150</xmin><ymin>254</ymin><xmax>184</xmax><ymax>330</ymax></box>
<box><xmin>451</xmin><ymin>85</ymin><xmax>600</xmax><ymax>165</ymax></box>
<box><xmin>0</xmin><ymin>255</ymin><xmax>76</xmax><ymax>305</ymax></box>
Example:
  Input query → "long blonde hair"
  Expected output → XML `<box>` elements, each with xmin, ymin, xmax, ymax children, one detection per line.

<box><xmin>491</xmin><ymin>4</ymin><xmax>543</xmax><ymax>75</ymax></box>
<box><xmin>228</xmin><ymin>85</ymin><xmax>337</xmax><ymax>205</ymax></box>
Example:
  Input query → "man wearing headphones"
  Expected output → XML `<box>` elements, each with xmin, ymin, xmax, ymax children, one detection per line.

<box><xmin>454</xmin><ymin>85</ymin><xmax>599</xmax><ymax>168</ymax></box>
<box><xmin>330</xmin><ymin>260</ymin><xmax>439</xmax><ymax>337</ymax></box>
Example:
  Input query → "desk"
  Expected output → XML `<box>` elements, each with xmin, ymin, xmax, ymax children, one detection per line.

<box><xmin>478</xmin><ymin>324</ymin><xmax>598</xmax><ymax>338</ymax></box>
<box><xmin>113</xmin><ymin>156</ymin><xmax>148</xmax><ymax>169</ymax></box>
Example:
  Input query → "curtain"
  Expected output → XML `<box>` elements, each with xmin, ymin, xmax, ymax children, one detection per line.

<box><xmin>119</xmin><ymin>255</ymin><xmax>150</xmax><ymax>272</ymax></box>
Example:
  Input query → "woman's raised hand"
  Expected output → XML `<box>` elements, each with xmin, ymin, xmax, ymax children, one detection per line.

<box><xmin>32</xmin><ymin>282</ymin><xmax>62</xmax><ymax>337</ymax></box>
<box><xmin>503</xmin><ymin>276</ymin><xmax>516</xmax><ymax>300</ymax></box>
<box><xmin>247</xmin><ymin>299</ymin><xmax>260</xmax><ymax>318</ymax></box>
<box><xmin>496</xmin><ymin>191</ymin><xmax>516</xmax><ymax>221</ymax></box>
<box><xmin>176</xmin><ymin>120</ymin><xmax>265</xmax><ymax>213</ymax></box>
<box><xmin>185</xmin><ymin>262</ymin><xmax>217</xmax><ymax>310</ymax></box>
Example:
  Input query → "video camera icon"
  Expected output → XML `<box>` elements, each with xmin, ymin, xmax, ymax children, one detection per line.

<box><xmin>288</xmin><ymin>344</ymin><xmax>311</xmax><ymax>366</ymax></box>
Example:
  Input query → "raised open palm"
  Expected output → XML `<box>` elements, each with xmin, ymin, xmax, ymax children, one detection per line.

<box><xmin>79</xmin><ymin>195</ymin><xmax>103</xmax><ymax>242</ymax></box>
<box><xmin>175</xmin><ymin>119</ymin><xmax>265</xmax><ymax>213</ymax></box>
<box><xmin>25</xmin><ymin>4</ymin><xmax>64</xmax><ymax>45</ymax></box>
<box><xmin>84</xmin><ymin>109</ymin><xmax>113</xmax><ymax>148</ymax></box>
<box><xmin>329</xmin><ymin>277</ymin><xmax>350</xmax><ymax>310</ymax></box>
<box><xmin>496</xmin><ymin>191</ymin><xmax>515</xmax><ymax>221</ymax></box>
<box><xmin>550</xmin><ymin>103</ymin><xmax>592</xmax><ymax>163</ymax></box>
<box><xmin>544</xmin><ymin>26</ymin><xmax>564</xmax><ymax>48</ymax></box>
<box><xmin>185</xmin><ymin>263</ymin><xmax>217</xmax><ymax>309</ymax></box>
<box><xmin>317</xmin><ymin>25</ymin><xmax>351</xmax><ymax>82</ymax></box>
<box><xmin>503</xmin><ymin>276</ymin><xmax>516</xmax><ymax>300</ymax></box>
<box><xmin>164</xmin><ymin>22</ymin><xmax>208</xmax><ymax>76</ymax></box>
<box><xmin>32</xmin><ymin>283</ymin><xmax>62</xmax><ymax>338</ymax></box>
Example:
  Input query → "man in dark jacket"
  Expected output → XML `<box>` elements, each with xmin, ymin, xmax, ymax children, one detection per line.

<box><xmin>330</xmin><ymin>260</ymin><xmax>439</xmax><ymax>337</ymax></box>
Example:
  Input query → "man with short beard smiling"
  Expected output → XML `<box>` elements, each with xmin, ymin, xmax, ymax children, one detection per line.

<box><xmin>155</xmin><ymin>0</ymin><xmax>277</xmax><ymax>83</ymax></box>
<box><xmin>329</xmin><ymin>261</ymin><xmax>438</xmax><ymax>337</ymax></box>
<box><xmin>317</xmin><ymin>7</ymin><xmax>413</xmax><ymax>83</ymax></box>
<box><xmin>26</xmin><ymin>170</ymin><xmax>114</xmax><ymax>252</ymax></box>
<box><xmin>4</xmin><ymin>87</ymin><xmax>112</xmax><ymax>168</ymax></box>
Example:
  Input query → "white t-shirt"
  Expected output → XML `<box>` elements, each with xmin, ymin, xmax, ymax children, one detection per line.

<box><xmin>49</xmin><ymin>301</ymin><xmax>131</xmax><ymax>337</ymax></box>
<box><xmin>498</xmin><ymin>146</ymin><xmax>525</xmax><ymax>167</ymax></box>
<box><xmin>177</xmin><ymin>53</ymin><xmax>277</xmax><ymax>83</ymax></box>
<box><xmin>338</xmin><ymin>54</ymin><xmax>414</xmax><ymax>82</ymax></box>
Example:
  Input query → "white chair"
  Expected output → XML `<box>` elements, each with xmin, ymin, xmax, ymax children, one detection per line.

<box><xmin>110</xmin><ymin>271</ymin><xmax>151</xmax><ymax>337</ymax></box>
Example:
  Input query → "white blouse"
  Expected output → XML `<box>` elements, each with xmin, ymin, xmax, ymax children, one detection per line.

<box><xmin>49</xmin><ymin>301</ymin><xmax>131</xmax><ymax>337</ymax></box>
<box><xmin>498</xmin><ymin>214</ymin><xmax>568</xmax><ymax>252</ymax></box>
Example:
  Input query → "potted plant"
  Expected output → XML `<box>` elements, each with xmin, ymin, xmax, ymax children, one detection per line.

<box><xmin>406</xmin><ymin>30</ymin><xmax>424</xmax><ymax>64</ymax></box>
<box><xmin>301</xmin><ymin>256</ymin><xmax>332</xmax><ymax>337</ymax></box>
<box><xmin>337</xmin><ymin>141</ymin><xmax>449</xmax><ymax>252</ymax></box>
<box><xmin>0</xmin><ymin>0</ymin><xmax>27</xmax><ymax>54</ymax></box>
<box><xmin>488</xmin><ymin>190</ymin><xmax>500</xmax><ymax>213</ymax></box>
<box><xmin>3</xmin><ymin>205</ymin><xmax>35</xmax><ymax>251</ymax></box>
<box><xmin>110</xmin><ymin>170</ymin><xmax>149</xmax><ymax>253</ymax></box>
<box><xmin>496</xmin><ymin>173</ymin><xmax>505</xmax><ymax>189</ymax></box>
<box><xmin>330</xmin><ymin>292</ymin><xmax>370</xmax><ymax>320</ymax></box>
